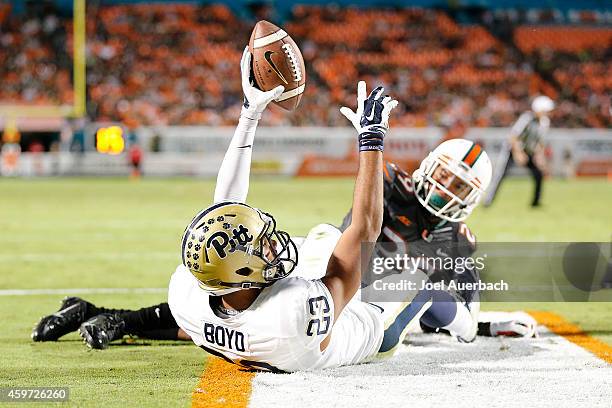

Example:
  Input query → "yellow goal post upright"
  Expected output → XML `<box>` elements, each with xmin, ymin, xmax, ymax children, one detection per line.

<box><xmin>0</xmin><ymin>0</ymin><xmax>86</xmax><ymax>123</ymax></box>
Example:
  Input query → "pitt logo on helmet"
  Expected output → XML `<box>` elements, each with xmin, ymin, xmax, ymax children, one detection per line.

<box><xmin>181</xmin><ymin>202</ymin><xmax>298</xmax><ymax>294</ymax></box>
<box><xmin>206</xmin><ymin>225</ymin><xmax>254</xmax><ymax>260</ymax></box>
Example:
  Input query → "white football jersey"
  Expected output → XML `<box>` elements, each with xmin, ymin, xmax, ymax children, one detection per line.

<box><xmin>168</xmin><ymin>224</ymin><xmax>384</xmax><ymax>372</ymax></box>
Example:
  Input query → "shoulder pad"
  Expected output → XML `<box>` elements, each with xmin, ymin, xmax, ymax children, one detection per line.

<box><xmin>383</xmin><ymin>161</ymin><xmax>397</xmax><ymax>183</ymax></box>
<box><xmin>385</xmin><ymin>161</ymin><xmax>413</xmax><ymax>199</ymax></box>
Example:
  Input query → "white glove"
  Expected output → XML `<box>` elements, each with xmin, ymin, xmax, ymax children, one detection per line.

<box><xmin>490</xmin><ymin>317</ymin><xmax>538</xmax><ymax>338</ymax></box>
<box><xmin>340</xmin><ymin>81</ymin><xmax>398</xmax><ymax>152</ymax></box>
<box><xmin>240</xmin><ymin>47</ymin><xmax>285</xmax><ymax>120</ymax></box>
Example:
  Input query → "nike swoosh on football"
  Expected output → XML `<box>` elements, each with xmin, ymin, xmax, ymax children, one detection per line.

<box><xmin>264</xmin><ymin>51</ymin><xmax>289</xmax><ymax>85</ymax></box>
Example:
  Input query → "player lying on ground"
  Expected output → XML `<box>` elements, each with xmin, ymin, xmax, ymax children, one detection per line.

<box><xmin>40</xmin><ymin>47</ymin><xmax>440</xmax><ymax>372</ymax></box>
<box><xmin>32</xmin><ymin>128</ymin><xmax>536</xmax><ymax>348</ymax></box>
<box><xmin>342</xmin><ymin>140</ymin><xmax>536</xmax><ymax>341</ymax></box>
<box><xmin>169</xmin><ymin>52</ymin><xmax>424</xmax><ymax>371</ymax></box>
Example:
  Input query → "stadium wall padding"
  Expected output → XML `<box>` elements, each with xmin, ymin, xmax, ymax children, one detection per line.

<box><xmin>2</xmin><ymin>127</ymin><xmax>610</xmax><ymax>177</ymax></box>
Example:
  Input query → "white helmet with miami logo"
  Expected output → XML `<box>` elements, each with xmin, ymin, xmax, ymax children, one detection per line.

<box><xmin>412</xmin><ymin>139</ymin><xmax>492</xmax><ymax>222</ymax></box>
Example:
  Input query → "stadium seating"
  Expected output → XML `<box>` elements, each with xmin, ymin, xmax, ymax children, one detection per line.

<box><xmin>0</xmin><ymin>2</ymin><xmax>609</xmax><ymax>128</ymax></box>
<box><xmin>0</xmin><ymin>2</ymin><xmax>72</xmax><ymax>105</ymax></box>
<box><xmin>515</xmin><ymin>26</ymin><xmax>611</xmax><ymax>127</ymax></box>
<box><xmin>285</xmin><ymin>6</ymin><xmax>547</xmax><ymax>127</ymax></box>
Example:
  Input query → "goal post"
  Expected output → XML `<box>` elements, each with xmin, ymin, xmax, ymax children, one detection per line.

<box><xmin>0</xmin><ymin>0</ymin><xmax>86</xmax><ymax>120</ymax></box>
<box><xmin>72</xmin><ymin>0</ymin><xmax>86</xmax><ymax>118</ymax></box>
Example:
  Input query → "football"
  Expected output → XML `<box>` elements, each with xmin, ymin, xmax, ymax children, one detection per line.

<box><xmin>249</xmin><ymin>20</ymin><xmax>306</xmax><ymax>111</ymax></box>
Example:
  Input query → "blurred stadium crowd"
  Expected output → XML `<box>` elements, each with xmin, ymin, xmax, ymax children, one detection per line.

<box><xmin>0</xmin><ymin>1</ymin><xmax>610</xmax><ymax>128</ymax></box>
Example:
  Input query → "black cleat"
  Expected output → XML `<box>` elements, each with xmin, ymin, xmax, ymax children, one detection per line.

<box><xmin>79</xmin><ymin>313</ymin><xmax>126</xmax><ymax>350</ymax></box>
<box><xmin>32</xmin><ymin>297</ymin><xmax>90</xmax><ymax>342</ymax></box>
<box><xmin>420</xmin><ymin>321</ymin><xmax>450</xmax><ymax>336</ymax></box>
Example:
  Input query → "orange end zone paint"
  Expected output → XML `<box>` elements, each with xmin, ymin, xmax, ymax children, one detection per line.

<box><xmin>529</xmin><ymin>310</ymin><xmax>611</xmax><ymax>364</ymax></box>
<box><xmin>192</xmin><ymin>357</ymin><xmax>255</xmax><ymax>408</ymax></box>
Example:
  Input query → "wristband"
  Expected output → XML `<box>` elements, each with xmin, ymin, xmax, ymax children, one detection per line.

<box><xmin>359</xmin><ymin>132</ymin><xmax>384</xmax><ymax>152</ymax></box>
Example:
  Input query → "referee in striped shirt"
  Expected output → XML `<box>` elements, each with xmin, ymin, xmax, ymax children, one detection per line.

<box><xmin>484</xmin><ymin>96</ymin><xmax>554</xmax><ymax>208</ymax></box>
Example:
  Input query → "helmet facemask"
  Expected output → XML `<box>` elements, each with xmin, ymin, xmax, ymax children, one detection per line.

<box><xmin>256</xmin><ymin>211</ymin><xmax>298</xmax><ymax>282</ymax></box>
<box><xmin>414</xmin><ymin>154</ymin><xmax>484</xmax><ymax>222</ymax></box>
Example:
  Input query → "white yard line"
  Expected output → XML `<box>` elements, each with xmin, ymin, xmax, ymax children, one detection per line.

<box><xmin>0</xmin><ymin>288</ymin><xmax>166</xmax><ymax>296</ymax></box>
<box><xmin>249</xmin><ymin>312</ymin><xmax>611</xmax><ymax>408</ymax></box>
<box><xmin>0</xmin><ymin>252</ymin><xmax>177</xmax><ymax>261</ymax></box>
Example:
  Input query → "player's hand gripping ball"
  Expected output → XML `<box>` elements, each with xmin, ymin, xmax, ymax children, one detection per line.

<box><xmin>240</xmin><ymin>48</ymin><xmax>284</xmax><ymax>120</ymax></box>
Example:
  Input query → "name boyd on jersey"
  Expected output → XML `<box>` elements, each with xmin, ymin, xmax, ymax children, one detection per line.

<box><xmin>203</xmin><ymin>322</ymin><xmax>248</xmax><ymax>352</ymax></box>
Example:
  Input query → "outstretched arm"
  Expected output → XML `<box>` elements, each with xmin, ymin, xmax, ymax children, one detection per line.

<box><xmin>322</xmin><ymin>82</ymin><xmax>398</xmax><ymax>322</ymax></box>
<box><xmin>213</xmin><ymin>48</ymin><xmax>284</xmax><ymax>204</ymax></box>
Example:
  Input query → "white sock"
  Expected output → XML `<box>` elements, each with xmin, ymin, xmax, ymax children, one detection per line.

<box><xmin>442</xmin><ymin>302</ymin><xmax>477</xmax><ymax>342</ymax></box>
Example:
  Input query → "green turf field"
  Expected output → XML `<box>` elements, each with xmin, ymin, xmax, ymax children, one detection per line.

<box><xmin>0</xmin><ymin>177</ymin><xmax>610</xmax><ymax>407</ymax></box>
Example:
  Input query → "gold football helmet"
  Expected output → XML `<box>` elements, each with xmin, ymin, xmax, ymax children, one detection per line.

<box><xmin>181</xmin><ymin>202</ymin><xmax>298</xmax><ymax>294</ymax></box>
